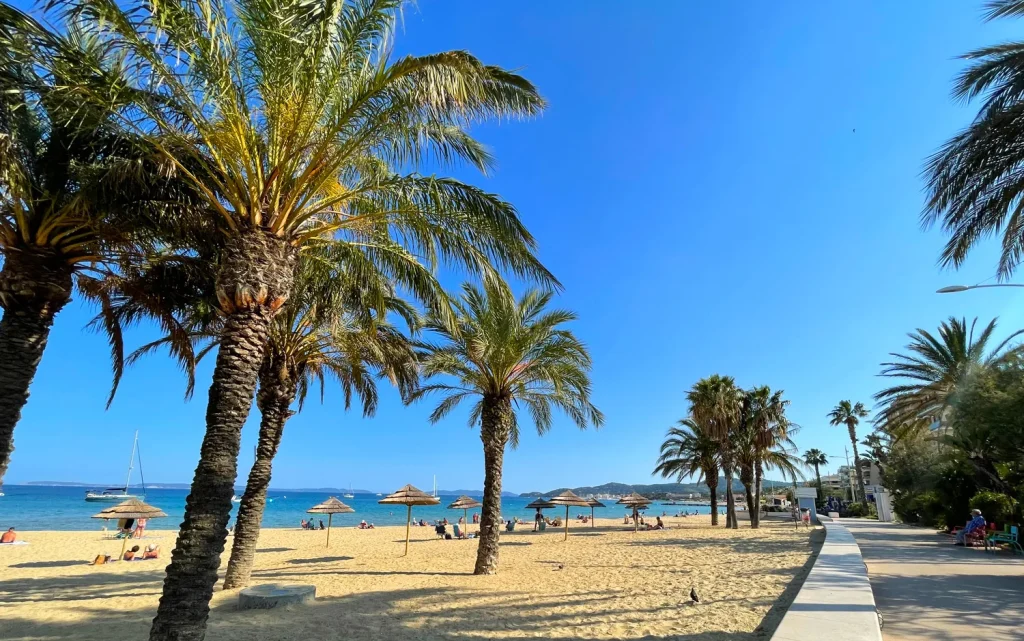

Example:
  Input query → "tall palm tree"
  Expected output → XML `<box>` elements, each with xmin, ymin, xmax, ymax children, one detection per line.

<box><xmin>922</xmin><ymin>0</ymin><xmax>1024</xmax><ymax>279</ymax></box>
<box><xmin>803</xmin><ymin>449</ymin><xmax>828</xmax><ymax>499</ymax></box>
<box><xmin>828</xmin><ymin>400</ymin><xmax>870</xmax><ymax>507</ymax></box>
<box><xmin>653</xmin><ymin>419</ymin><xmax>721</xmax><ymax>526</ymax></box>
<box><xmin>223</xmin><ymin>285</ymin><xmax>418</xmax><ymax>589</ymax></box>
<box><xmin>56</xmin><ymin>1</ymin><xmax>552</xmax><ymax>636</ymax></box>
<box><xmin>409</xmin><ymin>280</ymin><xmax>602</xmax><ymax>575</ymax></box>
<box><xmin>687</xmin><ymin>375</ymin><xmax>742</xmax><ymax>528</ymax></box>
<box><xmin>875</xmin><ymin>317</ymin><xmax>1023</xmax><ymax>439</ymax></box>
<box><xmin>0</xmin><ymin>6</ymin><xmax>172</xmax><ymax>482</ymax></box>
<box><xmin>738</xmin><ymin>386</ymin><xmax>798</xmax><ymax>528</ymax></box>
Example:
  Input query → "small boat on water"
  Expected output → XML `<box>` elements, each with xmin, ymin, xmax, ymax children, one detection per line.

<box><xmin>343</xmin><ymin>482</ymin><xmax>354</xmax><ymax>499</ymax></box>
<box><xmin>231</xmin><ymin>495</ymin><xmax>241</xmax><ymax>503</ymax></box>
<box><xmin>85</xmin><ymin>431</ymin><xmax>145</xmax><ymax>502</ymax></box>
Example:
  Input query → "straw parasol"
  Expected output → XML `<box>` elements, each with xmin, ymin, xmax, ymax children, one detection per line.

<box><xmin>379</xmin><ymin>484</ymin><xmax>440</xmax><ymax>556</ymax></box>
<box><xmin>92</xmin><ymin>498</ymin><xmax>167</xmax><ymax>559</ymax></box>
<box><xmin>307</xmin><ymin>497</ymin><xmax>354</xmax><ymax>548</ymax></box>
<box><xmin>546</xmin><ymin>490</ymin><xmax>591</xmax><ymax>540</ymax></box>
<box><xmin>447</xmin><ymin>495</ymin><xmax>482</xmax><ymax>534</ymax></box>
<box><xmin>524</xmin><ymin>498</ymin><xmax>556</xmax><ymax>510</ymax></box>
<box><xmin>586</xmin><ymin>498</ymin><xmax>605</xmax><ymax>528</ymax></box>
<box><xmin>616</xmin><ymin>492</ymin><xmax>651</xmax><ymax>533</ymax></box>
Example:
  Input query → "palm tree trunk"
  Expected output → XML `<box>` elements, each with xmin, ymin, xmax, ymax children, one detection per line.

<box><xmin>707</xmin><ymin>480</ymin><xmax>719</xmax><ymax>526</ymax></box>
<box><xmin>753</xmin><ymin>461</ymin><xmax>763</xmax><ymax>529</ymax></box>
<box><xmin>814</xmin><ymin>463</ymin><xmax>823</xmax><ymax>505</ymax></box>
<box><xmin>739</xmin><ymin>462</ymin><xmax>755</xmax><ymax>527</ymax></box>
<box><xmin>222</xmin><ymin>361</ymin><xmax>295</xmax><ymax>590</ymax></box>
<box><xmin>722</xmin><ymin>459</ymin><xmax>738</xmax><ymax>529</ymax></box>
<box><xmin>150</xmin><ymin>230</ymin><xmax>295</xmax><ymax>641</ymax></box>
<box><xmin>474</xmin><ymin>395</ymin><xmax>512</xmax><ymax>575</ymax></box>
<box><xmin>848</xmin><ymin>425</ymin><xmax>868</xmax><ymax>508</ymax></box>
<box><xmin>0</xmin><ymin>253</ymin><xmax>73</xmax><ymax>483</ymax></box>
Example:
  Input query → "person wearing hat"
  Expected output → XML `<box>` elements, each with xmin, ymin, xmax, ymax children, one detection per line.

<box><xmin>955</xmin><ymin>509</ymin><xmax>986</xmax><ymax>545</ymax></box>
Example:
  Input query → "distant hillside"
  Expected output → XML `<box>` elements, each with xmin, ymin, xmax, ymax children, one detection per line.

<box><xmin>520</xmin><ymin>478</ymin><xmax>791</xmax><ymax>498</ymax></box>
<box><xmin>439</xmin><ymin>490</ymin><xmax>519</xmax><ymax>498</ymax></box>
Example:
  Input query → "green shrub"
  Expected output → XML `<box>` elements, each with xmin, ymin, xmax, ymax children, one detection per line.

<box><xmin>842</xmin><ymin>503</ymin><xmax>878</xmax><ymax>519</ymax></box>
<box><xmin>893</xmin><ymin>490</ymin><xmax>945</xmax><ymax>527</ymax></box>
<box><xmin>970</xmin><ymin>491</ymin><xmax>1017</xmax><ymax>526</ymax></box>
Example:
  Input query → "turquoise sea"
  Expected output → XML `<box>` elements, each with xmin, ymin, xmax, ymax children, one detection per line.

<box><xmin>0</xmin><ymin>485</ymin><xmax>713</xmax><ymax>531</ymax></box>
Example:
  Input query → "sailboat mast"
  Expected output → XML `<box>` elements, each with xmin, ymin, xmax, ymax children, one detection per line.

<box><xmin>433</xmin><ymin>475</ymin><xmax>437</xmax><ymax>497</ymax></box>
<box><xmin>125</xmin><ymin>430</ymin><xmax>138</xmax><ymax>492</ymax></box>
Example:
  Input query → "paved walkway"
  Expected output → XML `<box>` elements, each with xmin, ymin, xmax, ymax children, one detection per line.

<box><xmin>844</xmin><ymin>520</ymin><xmax>1024</xmax><ymax>641</ymax></box>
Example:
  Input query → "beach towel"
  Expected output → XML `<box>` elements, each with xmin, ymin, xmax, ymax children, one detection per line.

<box><xmin>0</xmin><ymin>541</ymin><xmax>28</xmax><ymax>545</ymax></box>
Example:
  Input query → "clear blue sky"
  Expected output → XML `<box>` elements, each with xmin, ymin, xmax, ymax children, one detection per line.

<box><xmin>8</xmin><ymin>1</ymin><xmax>1024</xmax><ymax>492</ymax></box>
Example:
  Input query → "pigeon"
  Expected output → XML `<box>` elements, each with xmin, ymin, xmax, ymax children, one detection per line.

<box><xmin>690</xmin><ymin>587</ymin><xmax>700</xmax><ymax>603</ymax></box>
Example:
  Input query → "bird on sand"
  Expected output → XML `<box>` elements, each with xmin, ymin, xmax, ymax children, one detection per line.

<box><xmin>690</xmin><ymin>587</ymin><xmax>700</xmax><ymax>603</ymax></box>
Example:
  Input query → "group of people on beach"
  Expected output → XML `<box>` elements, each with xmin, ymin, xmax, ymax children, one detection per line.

<box><xmin>300</xmin><ymin>519</ymin><xmax>326</xmax><ymax>530</ymax></box>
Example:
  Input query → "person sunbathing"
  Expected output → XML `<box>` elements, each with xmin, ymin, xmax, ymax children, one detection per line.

<box><xmin>143</xmin><ymin>544</ymin><xmax>160</xmax><ymax>559</ymax></box>
<box><xmin>0</xmin><ymin>527</ymin><xmax>16</xmax><ymax>543</ymax></box>
<box><xmin>124</xmin><ymin>545</ymin><xmax>141</xmax><ymax>561</ymax></box>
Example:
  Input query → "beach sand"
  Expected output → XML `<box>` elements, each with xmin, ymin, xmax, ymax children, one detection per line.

<box><xmin>0</xmin><ymin>516</ymin><xmax>820</xmax><ymax>641</ymax></box>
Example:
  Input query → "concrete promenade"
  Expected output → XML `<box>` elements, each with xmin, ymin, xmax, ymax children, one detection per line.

<box><xmin>845</xmin><ymin>520</ymin><xmax>1024</xmax><ymax>641</ymax></box>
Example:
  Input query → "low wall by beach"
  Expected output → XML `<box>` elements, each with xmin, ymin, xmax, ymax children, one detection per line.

<box><xmin>770</xmin><ymin>520</ymin><xmax>883</xmax><ymax>641</ymax></box>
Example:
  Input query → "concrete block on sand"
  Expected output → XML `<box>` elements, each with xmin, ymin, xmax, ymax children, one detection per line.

<box><xmin>239</xmin><ymin>583</ymin><xmax>316</xmax><ymax>610</ymax></box>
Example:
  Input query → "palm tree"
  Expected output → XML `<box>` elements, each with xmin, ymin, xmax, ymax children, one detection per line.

<box><xmin>875</xmin><ymin>317</ymin><xmax>1023</xmax><ymax>439</ymax></box>
<box><xmin>738</xmin><ymin>386</ymin><xmax>799</xmax><ymax>528</ymax></box>
<box><xmin>687</xmin><ymin>375</ymin><xmax>742</xmax><ymax>528</ymax></box>
<box><xmin>653</xmin><ymin>419</ymin><xmax>721</xmax><ymax>526</ymax></box>
<box><xmin>803</xmin><ymin>449</ymin><xmax>828</xmax><ymax>499</ymax></box>
<box><xmin>922</xmin><ymin>0</ymin><xmax>1024</xmax><ymax>279</ymax></box>
<box><xmin>409</xmin><ymin>280</ymin><xmax>602</xmax><ymax>575</ymax></box>
<box><xmin>0</xmin><ymin>7</ymin><xmax>173</xmax><ymax>482</ymax></box>
<box><xmin>57</xmin><ymin>1</ymin><xmax>552</xmax><ymax>636</ymax></box>
<box><xmin>828</xmin><ymin>401</ymin><xmax>870</xmax><ymax>507</ymax></box>
<box><xmin>222</xmin><ymin>283</ymin><xmax>418</xmax><ymax>589</ymax></box>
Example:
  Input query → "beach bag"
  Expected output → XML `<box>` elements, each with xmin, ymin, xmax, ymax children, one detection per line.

<box><xmin>445</xmin><ymin>533</ymin><xmax>452</xmax><ymax>540</ymax></box>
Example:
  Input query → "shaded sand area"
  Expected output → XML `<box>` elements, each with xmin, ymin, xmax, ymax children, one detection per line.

<box><xmin>0</xmin><ymin>516</ymin><xmax>821</xmax><ymax>641</ymax></box>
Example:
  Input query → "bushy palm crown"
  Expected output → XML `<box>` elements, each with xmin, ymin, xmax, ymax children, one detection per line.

<box><xmin>653</xmin><ymin>419</ymin><xmax>720</xmax><ymax>485</ymax></box>
<box><xmin>739</xmin><ymin>386</ymin><xmax>803</xmax><ymax>482</ymax></box>
<box><xmin>803</xmin><ymin>448</ymin><xmax>828</xmax><ymax>469</ymax></box>
<box><xmin>53</xmin><ymin>0</ymin><xmax>554</xmax><ymax>304</ymax></box>
<box><xmin>922</xmin><ymin>0</ymin><xmax>1024</xmax><ymax>279</ymax></box>
<box><xmin>411</xmin><ymin>280</ymin><xmax>603</xmax><ymax>447</ymax></box>
<box><xmin>828</xmin><ymin>400</ymin><xmax>868</xmax><ymax>436</ymax></box>
<box><xmin>874</xmin><ymin>317</ymin><xmax>1023</xmax><ymax>436</ymax></box>
<box><xmin>0</xmin><ymin>6</ymin><xmax>160</xmax><ymax>274</ymax></box>
<box><xmin>686</xmin><ymin>375</ymin><xmax>742</xmax><ymax>442</ymax></box>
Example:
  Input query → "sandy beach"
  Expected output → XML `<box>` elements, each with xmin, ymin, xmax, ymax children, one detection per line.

<box><xmin>0</xmin><ymin>516</ymin><xmax>820</xmax><ymax>641</ymax></box>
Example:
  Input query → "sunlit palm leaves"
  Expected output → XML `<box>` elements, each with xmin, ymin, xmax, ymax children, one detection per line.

<box><xmin>653</xmin><ymin>419</ymin><xmax>720</xmax><ymax>486</ymax></box>
<box><xmin>874</xmin><ymin>316</ymin><xmax>1024</xmax><ymax>438</ymax></box>
<box><xmin>922</xmin><ymin>0</ymin><xmax>1024</xmax><ymax>278</ymax></box>
<box><xmin>410</xmin><ymin>280</ymin><xmax>603</xmax><ymax>446</ymax></box>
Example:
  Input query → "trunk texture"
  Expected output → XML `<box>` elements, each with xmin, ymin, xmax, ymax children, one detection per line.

<box><xmin>707</xmin><ymin>481</ymin><xmax>719</xmax><ymax>526</ymax></box>
<box><xmin>150</xmin><ymin>230</ymin><xmax>295</xmax><ymax>641</ymax></box>
<box><xmin>849</xmin><ymin>425</ymin><xmax>868</xmax><ymax>508</ymax></box>
<box><xmin>222</xmin><ymin>357</ymin><xmax>296</xmax><ymax>590</ymax></box>
<box><xmin>739</xmin><ymin>463</ymin><xmax>755</xmax><ymax>527</ymax></box>
<box><xmin>753</xmin><ymin>462</ymin><xmax>763</xmax><ymax>529</ymax></box>
<box><xmin>723</xmin><ymin>461</ymin><xmax>738</xmax><ymax>529</ymax></box>
<box><xmin>0</xmin><ymin>252</ymin><xmax>73</xmax><ymax>482</ymax></box>
<box><xmin>814</xmin><ymin>464</ymin><xmax>823</xmax><ymax>503</ymax></box>
<box><xmin>474</xmin><ymin>395</ymin><xmax>512</xmax><ymax>575</ymax></box>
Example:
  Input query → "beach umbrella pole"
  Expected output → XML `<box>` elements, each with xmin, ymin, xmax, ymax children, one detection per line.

<box><xmin>120</xmin><ymin>535</ymin><xmax>128</xmax><ymax>560</ymax></box>
<box><xmin>564</xmin><ymin>506</ymin><xmax>569</xmax><ymax>541</ymax></box>
<box><xmin>405</xmin><ymin>505</ymin><xmax>411</xmax><ymax>556</ymax></box>
<box><xmin>326</xmin><ymin>513</ymin><xmax>332</xmax><ymax>549</ymax></box>
<box><xmin>591</xmin><ymin>506</ymin><xmax>595</xmax><ymax>528</ymax></box>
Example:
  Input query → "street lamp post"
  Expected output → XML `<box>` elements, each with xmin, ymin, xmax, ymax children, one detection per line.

<box><xmin>936</xmin><ymin>284</ymin><xmax>1024</xmax><ymax>293</ymax></box>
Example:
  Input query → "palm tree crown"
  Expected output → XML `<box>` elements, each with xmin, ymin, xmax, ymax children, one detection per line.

<box><xmin>654</xmin><ymin>419</ymin><xmax>720</xmax><ymax>485</ymax></box>
<box><xmin>922</xmin><ymin>0</ymin><xmax>1024</xmax><ymax>279</ymax></box>
<box><xmin>803</xmin><ymin>448</ymin><xmax>828</xmax><ymax>469</ymax></box>
<box><xmin>875</xmin><ymin>316</ymin><xmax>1023</xmax><ymax>436</ymax></box>
<box><xmin>411</xmin><ymin>280</ymin><xmax>603</xmax><ymax>443</ymax></box>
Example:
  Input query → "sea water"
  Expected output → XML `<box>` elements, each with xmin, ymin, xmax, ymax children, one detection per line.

<box><xmin>0</xmin><ymin>485</ymin><xmax>712</xmax><ymax>530</ymax></box>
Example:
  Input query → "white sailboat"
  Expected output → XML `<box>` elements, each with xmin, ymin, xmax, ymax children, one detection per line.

<box><xmin>85</xmin><ymin>431</ymin><xmax>144</xmax><ymax>501</ymax></box>
<box><xmin>433</xmin><ymin>475</ymin><xmax>437</xmax><ymax>498</ymax></box>
<box><xmin>343</xmin><ymin>482</ymin><xmax>354</xmax><ymax>499</ymax></box>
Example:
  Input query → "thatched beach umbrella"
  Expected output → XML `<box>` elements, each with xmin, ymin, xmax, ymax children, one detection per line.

<box><xmin>586</xmin><ymin>498</ymin><xmax>605</xmax><ymax>528</ymax></box>
<box><xmin>524</xmin><ymin>498</ymin><xmax>555</xmax><ymax>531</ymax></box>
<box><xmin>447</xmin><ymin>496</ymin><xmax>482</xmax><ymax>534</ymax></box>
<box><xmin>547</xmin><ymin>490</ymin><xmax>592</xmax><ymax>540</ymax></box>
<box><xmin>616</xmin><ymin>492</ymin><xmax>651</xmax><ymax>533</ymax></box>
<box><xmin>379</xmin><ymin>484</ymin><xmax>440</xmax><ymax>556</ymax></box>
<box><xmin>92</xmin><ymin>498</ymin><xmax>167</xmax><ymax>559</ymax></box>
<box><xmin>307</xmin><ymin>497</ymin><xmax>354</xmax><ymax>548</ymax></box>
